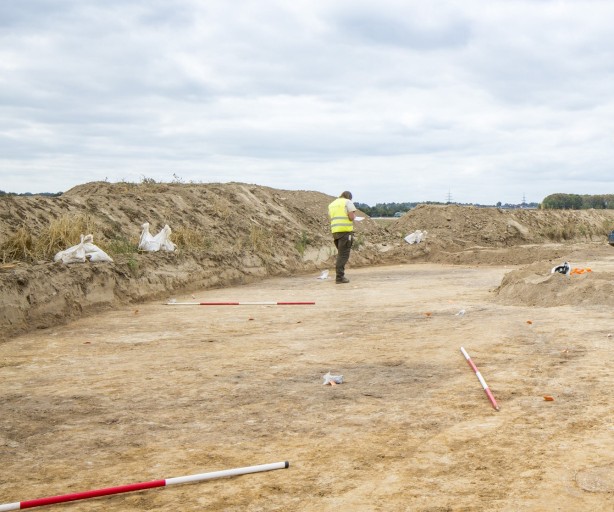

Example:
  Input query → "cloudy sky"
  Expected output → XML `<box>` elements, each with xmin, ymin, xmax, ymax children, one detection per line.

<box><xmin>1</xmin><ymin>0</ymin><xmax>613</xmax><ymax>205</ymax></box>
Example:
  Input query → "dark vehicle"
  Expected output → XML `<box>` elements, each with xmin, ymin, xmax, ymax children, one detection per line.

<box><xmin>609</xmin><ymin>230</ymin><xmax>614</xmax><ymax>246</ymax></box>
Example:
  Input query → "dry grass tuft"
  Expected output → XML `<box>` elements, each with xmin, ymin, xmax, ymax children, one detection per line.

<box><xmin>249</xmin><ymin>225</ymin><xmax>273</xmax><ymax>254</ymax></box>
<box><xmin>171</xmin><ymin>227</ymin><xmax>213</xmax><ymax>252</ymax></box>
<box><xmin>542</xmin><ymin>222</ymin><xmax>596</xmax><ymax>242</ymax></box>
<box><xmin>1</xmin><ymin>214</ymin><xmax>101</xmax><ymax>263</ymax></box>
<box><xmin>1</xmin><ymin>226</ymin><xmax>34</xmax><ymax>263</ymax></box>
<box><xmin>38</xmin><ymin>214</ymin><xmax>99</xmax><ymax>258</ymax></box>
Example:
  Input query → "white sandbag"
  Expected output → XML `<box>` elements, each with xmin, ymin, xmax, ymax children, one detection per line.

<box><xmin>54</xmin><ymin>234</ymin><xmax>113</xmax><ymax>264</ymax></box>
<box><xmin>54</xmin><ymin>235</ymin><xmax>87</xmax><ymax>264</ymax></box>
<box><xmin>81</xmin><ymin>234</ymin><xmax>113</xmax><ymax>262</ymax></box>
<box><xmin>404</xmin><ymin>230</ymin><xmax>427</xmax><ymax>244</ymax></box>
<box><xmin>138</xmin><ymin>222</ymin><xmax>155</xmax><ymax>251</ymax></box>
<box><xmin>86</xmin><ymin>246</ymin><xmax>113</xmax><ymax>262</ymax></box>
<box><xmin>157</xmin><ymin>225</ymin><xmax>177</xmax><ymax>252</ymax></box>
<box><xmin>138</xmin><ymin>222</ymin><xmax>177</xmax><ymax>252</ymax></box>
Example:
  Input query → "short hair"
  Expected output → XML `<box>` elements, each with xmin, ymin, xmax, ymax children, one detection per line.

<box><xmin>340</xmin><ymin>191</ymin><xmax>353</xmax><ymax>200</ymax></box>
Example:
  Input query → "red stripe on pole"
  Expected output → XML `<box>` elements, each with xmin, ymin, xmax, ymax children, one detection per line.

<box><xmin>465</xmin><ymin>358</ymin><xmax>479</xmax><ymax>374</ymax></box>
<box><xmin>484</xmin><ymin>388</ymin><xmax>498</xmax><ymax>409</ymax></box>
<box><xmin>20</xmin><ymin>480</ymin><xmax>166</xmax><ymax>509</ymax></box>
<box><xmin>460</xmin><ymin>347</ymin><xmax>500</xmax><ymax>411</ymax></box>
<box><xmin>2</xmin><ymin>462</ymin><xmax>289</xmax><ymax>511</ymax></box>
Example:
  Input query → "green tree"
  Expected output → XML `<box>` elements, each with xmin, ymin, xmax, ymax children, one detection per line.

<box><xmin>542</xmin><ymin>193</ymin><xmax>583</xmax><ymax>209</ymax></box>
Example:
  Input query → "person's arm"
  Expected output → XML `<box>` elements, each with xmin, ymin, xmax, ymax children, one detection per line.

<box><xmin>347</xmin><ymin>200</ymin><xmax>357</xmax><ymax>221</ymax></box>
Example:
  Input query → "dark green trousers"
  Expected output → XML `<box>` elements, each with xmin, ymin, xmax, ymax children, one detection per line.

<box><xmin>333</xmin><ymin>232</ymin><xmax>353</xmax><ymax>281</ymax></box>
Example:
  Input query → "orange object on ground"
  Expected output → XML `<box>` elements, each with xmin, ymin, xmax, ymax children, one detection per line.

<box><xmin>570</xmin><ymin>267</ymin><xmax>592</xmax><ymax>275</ymax></box>
<box><xmin>543</xmin><ymin>396</ymin><xmax>554</xmax><ymax>401</ymax></box>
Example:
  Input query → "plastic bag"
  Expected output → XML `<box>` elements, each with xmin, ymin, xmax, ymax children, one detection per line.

<box><xmin>404</xmin><ymin>230</ymin><xmax>427</xmax><ymax>244</ymax></box>
<box><xmin>322</xmin><ymin>371</ymin><xmax>344</xmax><ymax>385</ymax></box>
<box><xmin>138</xmin><ymin>222</ymin><xmax>177</xmax><ymax>252</ymax></box>
<box><xmin>54</xmin><ymin>234</ymin><xmax>113</xmax><ymax>264</ymax></box>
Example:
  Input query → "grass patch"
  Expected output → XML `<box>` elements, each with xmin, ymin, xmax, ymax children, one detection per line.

<box><xmin>1</xmin><ymin>226</ymin><xmax>35</xmax><ymax>263</ymax></box>
<box><xmin>171</xmin><ymin>227</ymin><xmax>213</xmax><ymax>252</ymax></box>
<box><xmin>126</xmin><ymin>257</ymin><xmax>139</xmax><ymax>277</ymax></box>
<box><xmin>18</xmin><ymin>222</ymin><xmax>225</xmax><ymax>261</ymax></box>
<box><xmin>542</xmin><ymin>222</ymin><xmax>595</xmax><ymax>241</ymax></box>
<box><xmin>103</xmin><ymin>237</ymin><xmax>138</xmax><ymax>256</ymax></box>
<box><xmin>249</xmin><ymin>225</ymin><xmax>273</xmax><ymax>254</ymax></box>
<box><xmin>1</xmin><ymin>214</ymin><xmax>101</xmax><ymax>263</ymax></box>
<box><xmin>39</xmin><ymin>214</ymin><xmax>99</xmax><ymax>257</ymax></box>
<box><xmin>295</xmin><ymin>230</ymin><xmax>311</xmax><ymax>256</ymax></box>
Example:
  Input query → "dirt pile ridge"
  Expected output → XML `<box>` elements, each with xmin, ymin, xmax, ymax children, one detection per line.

<box><xmin>393</xmin><ymin>203</ymin><xmax>614</xmax><ymax>248</ymax></box>
<box><xmin>0</xmin><ymin>182</ymin><xmax>389</xmax><ymax>340</ymax></box>
<box><xmin>1</xmin><ymin>182</ymin><xmax>614</xmax><ymax>339</ymax></box>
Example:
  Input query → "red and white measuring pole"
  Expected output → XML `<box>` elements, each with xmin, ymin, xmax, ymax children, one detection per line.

<box><xmin>460</xmin><ymin>347</ymin><xmax>500</xmax><ymax>411</ymax></box>
<box><xmin>0</xmin><ymin>461</ymin><xmax>289</xmax><ymax>511</ymax></box>
<box><xmin>166</xmin><ymin>301</ymin><xmax>315</xmax><ymax>306</ymax></box>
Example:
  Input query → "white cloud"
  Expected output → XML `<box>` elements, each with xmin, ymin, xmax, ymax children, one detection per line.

<box><xmin>1</xmin><ymin>0</ymin><xmax>613</xmax><ymax>204</ymax></box>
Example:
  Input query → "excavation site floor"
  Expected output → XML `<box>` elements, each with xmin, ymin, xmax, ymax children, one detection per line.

<box><xmin>1</xmin><ymin>261</ymin><xmax>613</xmax><ymax>511</ymax></box>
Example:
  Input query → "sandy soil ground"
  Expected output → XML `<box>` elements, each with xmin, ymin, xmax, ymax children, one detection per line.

<box><xmin>2</xmin><ymin>250</ymin><xmax>614</xmax><ymax>511</ymax></box>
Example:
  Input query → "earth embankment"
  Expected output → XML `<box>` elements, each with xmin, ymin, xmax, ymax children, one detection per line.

<box><xmin>1</xmin><ymin>182</ymin><xmax>613</xmax><ymax>339</ymax></box>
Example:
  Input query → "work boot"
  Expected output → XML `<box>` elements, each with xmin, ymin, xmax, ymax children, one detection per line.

<box><xmin>336</xmin><ymin>277</ymin><xmax>350</xmax><ymax>284</ymax></box>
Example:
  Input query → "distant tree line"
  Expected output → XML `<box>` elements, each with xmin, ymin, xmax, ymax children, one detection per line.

<box><xmin>355</xmin><ymin>200</ymin><xmax>540</xmax><ymax>216</ymax></box>
<box><xmin>0</xmin><ymin>190</ymin><xmax>62</xmax><ymax>197</ymax></box>
<box><xmin>354</xmin><ymin>202</ymin><xmax>421</xmax><ymax>217</ymax></box>
<box><xmin>541</xmin><ymin>193</ymin><xmax>614</xmax><ymax>210</ymax></box>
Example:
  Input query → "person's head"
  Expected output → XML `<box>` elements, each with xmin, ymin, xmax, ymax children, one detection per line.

<box><xmin>340</xmin><ymin>191</ymin><xmax>353</xmax><ymax>200</ymax></box>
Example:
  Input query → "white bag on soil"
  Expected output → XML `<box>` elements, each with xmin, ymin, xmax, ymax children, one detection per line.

<box><xmin>138</xmin><ymin>222</ymin><xmax>177</xmax><ymax>252</ymax></box>
<box><xmin>54</xmin><ymin>234</ymin><xmax>113</xmax><ymax>264</ymax></box>
<box><xmin>322</xmin><ymin>371</ymin><xmax>344</xmax><ymax>385</ymax></box>
<box><xmin>404</xmin><ymin>230</ymin><xmax>427</xmax><ymax>244</ymax></box>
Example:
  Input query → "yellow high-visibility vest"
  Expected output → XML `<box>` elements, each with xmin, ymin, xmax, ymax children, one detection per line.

<box><xmin>328</xmin><ymin>197</ymin><xmax>353</xmax><ymax>233</ymax></box>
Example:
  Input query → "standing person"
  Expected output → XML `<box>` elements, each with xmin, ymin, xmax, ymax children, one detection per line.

<box><xmin>328</xmin><ymin>191</ymin><xmax>357</xmax><ymax>284</ymax></box>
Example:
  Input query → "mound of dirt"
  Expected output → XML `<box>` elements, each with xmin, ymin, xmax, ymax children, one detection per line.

<box><xmin>494</xmin><ymin>245</ymin><xmax>614</xmax><ymax>307</ymax></box>
<box><xmin>2</xmin><ymin>183</ymin><xmax>614</xmax><ymax>339</ymax></box>
<box><xmin>393</xmin><ymin>204</ymin><xmax>614</xmax><ymax>249</ymax></box>
<box><xmin>0</xmin><ymin>182</ymin><xmax>390</xmax><ymax>340</ymax></box>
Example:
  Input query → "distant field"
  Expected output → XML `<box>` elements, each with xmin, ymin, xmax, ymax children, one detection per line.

<box><xmin>370</xmin><ymin>217</ymin><xmax>398</xmax><ymax>224</ymax></box>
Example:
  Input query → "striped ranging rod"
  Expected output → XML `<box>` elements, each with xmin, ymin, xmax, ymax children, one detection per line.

<box><xmin>0</xmin><ymin>462</ymin><xmax>289</xmax><ymax>511</ymax></box>
<box><xmin>166</xmin><ymin>301</ymin><xmax>315</xmax><ymax>306</ymax></box>
<box><xmin>460</xmin><ymin>347</ymin><xmax>500</xmax><ymax>411</ymax></box>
